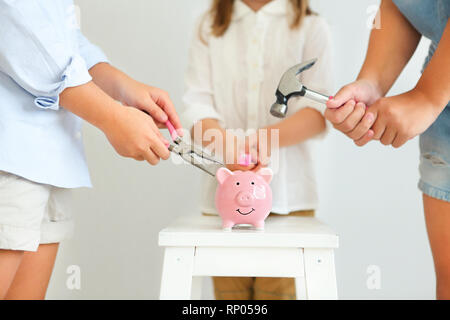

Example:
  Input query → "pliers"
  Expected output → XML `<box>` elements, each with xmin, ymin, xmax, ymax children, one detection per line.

<box><xmin>165</xmin><ymin>121</ymin><xmax>224</xmax><ymax>177</ymax></box>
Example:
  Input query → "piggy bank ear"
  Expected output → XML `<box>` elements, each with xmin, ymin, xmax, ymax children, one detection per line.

<box><xmin>257</xmin><ymin>168</ymin><xmax>273</xmax><ymax>184</ymax></box>
<box><xmin>216</xmin><ymin>167</ymin><xmax>233</xmax><ymax>184</ymax></box>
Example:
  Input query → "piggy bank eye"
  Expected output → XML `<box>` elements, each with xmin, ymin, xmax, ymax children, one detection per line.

<box><xmin>236</xmin><ymin>182</ymin><xmax>240</xmax><ymax>186</ymax></box>
<box><xmin>251</xmin><ymin>182</ymin><xmax>255</xmax><ymax>185</ymax></box>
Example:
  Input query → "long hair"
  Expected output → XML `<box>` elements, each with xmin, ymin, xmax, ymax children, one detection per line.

<box><xmin>209</xmin><ymin>0</ymin><xmax>314</xmax><ymax>37</ymax></box>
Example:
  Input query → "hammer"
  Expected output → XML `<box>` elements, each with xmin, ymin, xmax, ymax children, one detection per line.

<box><xmin>270</xmin><ymin>58</ymin><xmax>331</xmax><ymax>118</ymax></box>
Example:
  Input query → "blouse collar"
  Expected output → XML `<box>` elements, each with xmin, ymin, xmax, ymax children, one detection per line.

<box><xmin>232</xmin><ymin>0</ymin><xmax>288</xmax><ymax>21</ymax></box>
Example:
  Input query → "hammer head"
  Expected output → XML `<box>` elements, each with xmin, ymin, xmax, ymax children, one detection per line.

<box><xmin>270</xmin><ymin>58</ymin><xmax>317</xmax><ymax>118</ymax></box>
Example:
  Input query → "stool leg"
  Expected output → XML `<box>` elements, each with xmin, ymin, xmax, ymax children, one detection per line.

<box><xmin>295</xmin><ymin>277</ymin><xmax>307</xmax><ymax>300</ymax></box>
<box><xmin>303</xmin><ymin>248</ymin><xmax>338</xmax><ymax>300</ymax></box>
<box><xmin>160</xmin><ymin>247</ymin><xmax>195</xmax><ymax>300</ymax></box>
<box><xmin>191</xmin><ymin>277</ymin><xmax>203</xmax><ymax>300</ymax></box>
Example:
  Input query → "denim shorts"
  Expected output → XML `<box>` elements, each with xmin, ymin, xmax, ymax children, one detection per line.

<box><xmin>419</xmin><ymin>105</ymin><xmax>450</xmax><ymax>202</ymax></box>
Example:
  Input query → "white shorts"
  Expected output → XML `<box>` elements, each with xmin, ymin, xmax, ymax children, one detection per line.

<box><xmin>0</xmin><ymin>171</ymin><xmax>74</xmax><ymax>252</ymax></box>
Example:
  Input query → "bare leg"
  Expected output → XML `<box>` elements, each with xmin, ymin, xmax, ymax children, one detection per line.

<box><xmin>0</xmin><ymin>250</ymin><xmax>24</xmax><ymax>299</ymax></box>
<box><xmin>423</xmin><ymin>194</ymin><xmax>450</xmax><ymax>300</ymax></box>
<box><xmin>5</xmin><ymin>243</ymin><xmax>59</xmax><ymax>300</ymax></box>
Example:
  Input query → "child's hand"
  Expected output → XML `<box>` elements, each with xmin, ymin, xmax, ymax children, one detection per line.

<box><xmin>102</xmin><ymin>106</ymin><xmax>171</xmax><ymax>165</ymax></box>
<box><xmin>60</xmin><ymin>81</ymin><xmax>170</xmax><ymax>165</ymax></box>
<box><xmin>245</xmin><ymin>130</ymin><xmax>271</xmax><ymax>173</ymax></box>
<box><xmin>222</xmin><ymin>133</ymin><xmax>256</xmax><ymax>172</ymax></box>
<box><xmin>325</xmin><ymin>79</ymin><xmax>382</xmax><ymax>145</ymax></box>
<box><xmin>119</xmin><ymin>79</ymin><xmax>182</xmax><ymax>131</ymax></box>
<box><xmin>361</xmin><ymin>89</ymin><xmax>441</xmax><ymax>148</ymax></box>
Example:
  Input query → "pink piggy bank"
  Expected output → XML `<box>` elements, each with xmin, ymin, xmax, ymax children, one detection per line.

<box><xmin>215</xmin><ymin>167</ymin><xmax>273</xmax><ymax>231</ymax></box>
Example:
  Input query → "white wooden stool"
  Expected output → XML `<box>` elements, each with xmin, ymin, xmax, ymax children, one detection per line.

<box><xmin>159</xmin><ymin>214</ymin><xmax>338</xmax><ymax>300</ymax></box>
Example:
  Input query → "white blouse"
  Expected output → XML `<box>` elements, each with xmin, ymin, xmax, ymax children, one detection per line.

<box><xmin>183</xmin><ymin>0</ymin><xmax>334</xmax><ymax>214</ymax></box>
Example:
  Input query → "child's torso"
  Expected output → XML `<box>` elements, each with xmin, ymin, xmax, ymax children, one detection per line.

<box><xmin>207</xmin><ymin>8</ymin><xmax>319</xmax><ymax>131</ymax></box>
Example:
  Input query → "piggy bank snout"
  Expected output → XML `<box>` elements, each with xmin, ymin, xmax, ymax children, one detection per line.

<box><xmin>235</xmin><ymin>191</ymin><xmax>255</xmax><ymax>207</ymax></box>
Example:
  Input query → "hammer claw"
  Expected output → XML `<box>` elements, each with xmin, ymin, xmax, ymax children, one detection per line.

<box><xmin>289</xmin><ymin>58</ymin><xmax>318</xmax><ymax>76</ymax></box>
<box><xmin>270</xmin><ymin>58</ymin><xmax>328</xmax><ymax>118</ymax></box>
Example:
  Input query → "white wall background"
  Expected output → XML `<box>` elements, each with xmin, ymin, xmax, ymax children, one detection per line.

<box><xmin>47</xmin><ymin>0</ymin><xmax>435</xmax><ymax>299</ymax></box>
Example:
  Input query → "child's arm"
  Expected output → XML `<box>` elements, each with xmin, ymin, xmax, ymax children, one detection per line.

<box><xmin>191</xmin><ymin>118</ymin><xmax>225</xmax><ymax>150</ymax></box>
<box><xmin>357</xmin><ymin>0</ymin><xmax>422</xmax><ymax>96</ymax></box>
<box><xmin>363</xmin><ymin>20</ymin><xmax>450</xmax><ymax>147</ymax></box>
<box><xmin>60</xmin><ymin>81</ymin><xmax>170</xmax><ymax>165</ymax></box>
<box><xmin>243</xmin><ymin>108</ymin><xmax>325</xmax><ymax>172</ymax></box>
<box><xmin>325</xmin><ymin>0</ymin><xmax>420</xmax><ymax>144</ymax></box>
<box><xmin>264</xmin><ymin>108</ymin><xmax>326</xmax><ymax>148</ymax></box>
<box><xmin>326</xmin><ymin>0</ymin><xmax>421</xmax><ymax>108</ymax></box>
<box><xmin>325</xmin><ymin>0</ymin><xmax>450</xmax><ymax>147</ymax></box>
<box><xmin>75</xmin><ymin>30</ymin><xmax>182</xmax><ymax>131</ymax></box>
<box><xmin>88</xmin><ymin>63</ymin><xmax>182</xmax><ymax>130</ymax></box>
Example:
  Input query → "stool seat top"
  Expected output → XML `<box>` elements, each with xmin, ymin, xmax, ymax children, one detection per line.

<box><xmin>159</xmin><ymin>214</ymin><xmax>338</xmax><ymax>248</ymax></box>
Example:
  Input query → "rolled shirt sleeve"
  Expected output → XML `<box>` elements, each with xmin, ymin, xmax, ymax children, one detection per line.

<box><xmin>182</xmin><ymin>16</ymin><xmax>224</xmax><ymax>131</ymax></box>
<box><xmin>0</xmin><ymin>2</ymin><xmax>97</xmax><ymax>111</ymax></box>
<box><xmin>77</xmin><ymin>30</ymin><xmax>109</xmax><ymax>70</ymax></box>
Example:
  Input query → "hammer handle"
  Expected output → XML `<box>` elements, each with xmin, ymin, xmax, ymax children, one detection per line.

<box><xmin>303</xmin><ymin>87</ymin><xmax>330</xmax><ymax>105</ymax></box>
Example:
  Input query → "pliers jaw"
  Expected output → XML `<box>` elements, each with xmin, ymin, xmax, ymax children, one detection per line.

<box><xmin>169</xmin><ymin>138</ymin><xmax>223</xmax><ymax>177</ymax></box>
<box><xmin>165</xmin><ymin>120</ymin><xmax>223</xmax><ymax>177</ymax></box>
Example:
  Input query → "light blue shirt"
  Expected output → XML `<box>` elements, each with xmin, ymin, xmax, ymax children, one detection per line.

<box><xmin>0</xmin><ymin>0</ymin><xmax>108</xmax><ymax>188</ymax></box>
